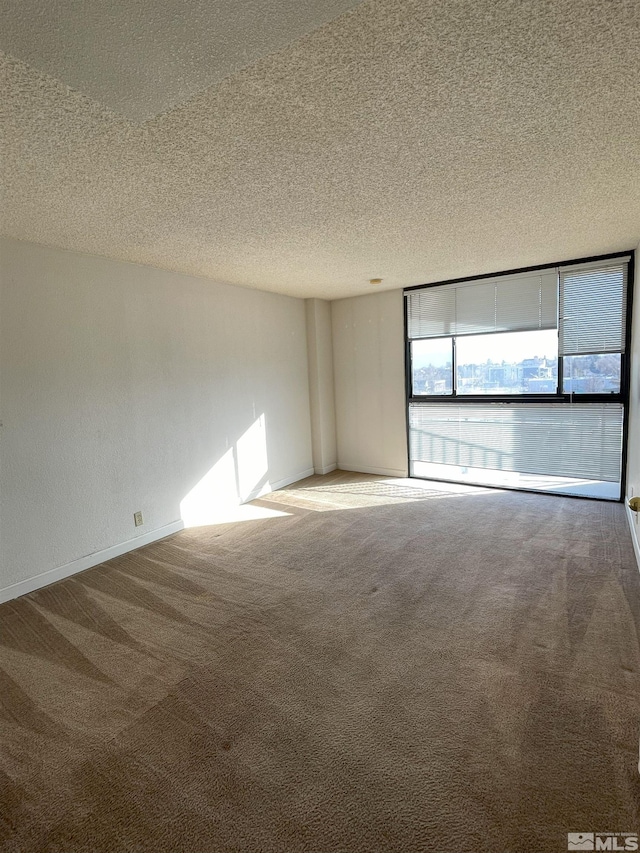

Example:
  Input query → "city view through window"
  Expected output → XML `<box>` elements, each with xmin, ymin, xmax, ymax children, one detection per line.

<box><xmin>407</xmin><ymin>257</ymin><xmax>628</xmax><ymax>501</ymax></box>
<box><xmin>412</xmin><ymin>329</ymin><xmax>621</xmax><ymax>396</ymax></box>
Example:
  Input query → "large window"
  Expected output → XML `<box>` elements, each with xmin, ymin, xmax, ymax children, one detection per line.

<box><xmin>563</xmin><ymin>354</ymin><xmax>621</xmax><ymax>394</ymax></box>
<box><xmin>411</xmin><ymin>338</ymin><xmax>453</xmax><ymax>395</ymax></box>
<box><xmin>405</xmin><ymin>254</ymin><xmax>632</xmax><ymax>500</ymax></box>
<box><xmin>412</xmin><ymin>328</ymin><xmax>559</xmax><ymax>396</ymax></box>
<box><xmin>456</xmin><ymin>329</ymin><xmax>558</xmax><ymax>395</ymax></box>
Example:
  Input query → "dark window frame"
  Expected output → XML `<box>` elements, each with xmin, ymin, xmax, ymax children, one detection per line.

<box><xmin>403</xmin><ymin>250</ymin><xmax>635</xmax><ymax>502</ymax></box>
<box><xmin>410</xmin><ymin>328</ymin><xmax>563</xmax><ymax>399</ymax></box>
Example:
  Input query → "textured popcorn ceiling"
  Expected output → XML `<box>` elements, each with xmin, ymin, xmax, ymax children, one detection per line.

<box><xmin>0</xmin><ymin>0</ymin><xmax>363</xmax><ymax>121</ymax></box>
<box><xmin>2</xmin><ymin>0</ymin><xmax>640</xmax><ymax>300</ymax></box>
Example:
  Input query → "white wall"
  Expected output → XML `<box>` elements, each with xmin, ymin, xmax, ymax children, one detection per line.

<box><xmin>0</xmin><ymin>238</ymin><xmax>313</xmax><ymax>600</ymax></box>
<box><xmin>331</xmin><ymin>289</ymin><xmax>407</xmax><ymax>477</ymax></box>
<box><xmin>305</xmin><ymin>298</ymin><xmax>337</xmax><ymax>474</ymax></box>
<box><xmin>625</xmin><ymin>243</ymin><xmax>640</xmax><ymax>569</ymax></box>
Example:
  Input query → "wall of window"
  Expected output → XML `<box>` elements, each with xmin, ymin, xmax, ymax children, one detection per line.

<box><xmin>405</xmin><ymin>253</ymin><xmax>633</xmax><ymax>500</ymax></box>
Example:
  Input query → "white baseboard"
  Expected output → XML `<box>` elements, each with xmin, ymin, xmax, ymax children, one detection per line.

<box><xmin>315</xmin><ymin>463</ymin><xmax>337</xmax><ymax>475</ymax></box>
<box><xmin>242</xmin><ymin>467</ymin><xmax>315</xmax><ymax>503</ymax></box>
<box><xmin>0</xmin><ymin>520</ymin><xmax>185</xmax><ymax>604</ymax></box>
<box><xmin>337</xmin><ymin>463</ymin><xmax>408</xmax><ymax>478</ymax></box>
<box><xmin>625</xmin><ymin>501</ymin><xmax>640</xmax><ymax>573</ymax></box>
<box><xmin>0</xmin><ymin>468</ymin><xmax>317</xmax><ymax>605</ymax></box>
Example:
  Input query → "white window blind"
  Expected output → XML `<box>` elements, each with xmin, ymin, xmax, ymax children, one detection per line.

<box><xmin>409</xmin><ymin>402</ymin><xmax>623</xmax><ymax>483</ymax></box>
<box><xmin>559</xmin><ymin>260</ymin><xmax>628</xmax><ymax>355</ymax></box>
<box><xmin>407</xmin><ymin>270</ymin><xmax>557</xmax><ymax>339</ymax></box>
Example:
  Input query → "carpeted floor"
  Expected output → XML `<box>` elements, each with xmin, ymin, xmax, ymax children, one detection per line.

<box><xmin>1</xmin><ymin>472</ymin><xmax>639</xmax><ymax>853</ymax></box>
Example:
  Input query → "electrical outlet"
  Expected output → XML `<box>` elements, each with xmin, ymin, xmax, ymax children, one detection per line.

<box><xmin>134</xmin><ymin>511</ymin><xmax>143</xmax><ymax>527</ymax></box>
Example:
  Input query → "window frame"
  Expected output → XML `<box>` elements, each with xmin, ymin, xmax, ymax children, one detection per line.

<box><xmin>410</xmin><ymin>328</ymin><xmax>563</xmax><ymax>399</ymax></box>
<box><xmin>403</xmin><ymin>250</ymin><xmax>635</xmax><ymax>502</ymax></box>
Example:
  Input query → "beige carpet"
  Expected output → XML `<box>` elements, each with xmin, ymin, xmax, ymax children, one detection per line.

<box><xmin>1</xmin><ymin>472</ymin><xmax>639</xmax><ymax>852</ymax></box>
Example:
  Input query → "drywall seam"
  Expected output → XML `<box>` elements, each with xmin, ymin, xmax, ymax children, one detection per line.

<box><xmin>0</xmin><ymin>520</ymin><xmax>185</xmax><ymax>604</ymax></box>
<box><xmin>625</xmin><ymin>504</ymin><xmax>640</xmax><ymax>574</ymax></box>
<box><xmin>338</xmin><ymin>463</ymin><xmax>407</xmax><ymax>478</ymax></box>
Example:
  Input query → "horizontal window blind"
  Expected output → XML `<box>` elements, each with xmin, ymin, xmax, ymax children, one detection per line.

<box><xmin>559</xmin><ymin>260</ymin><xmax>628</xmax><ymax>355</ymax></box>
<box><xmin>409</xmin><ymin>402</ymin><xmax>623</xmax><ymax>483</ymax></box>
<box><xmin>407</xmin><ymin>270</ymin><xmax>557</xmax><ymax>339</ymax></box>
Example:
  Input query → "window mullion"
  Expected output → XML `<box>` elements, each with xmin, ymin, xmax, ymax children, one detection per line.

<box><xmin>452</xmin><ymin>336</ymin><xmax>457</xmax><ymax>397</ymax></box>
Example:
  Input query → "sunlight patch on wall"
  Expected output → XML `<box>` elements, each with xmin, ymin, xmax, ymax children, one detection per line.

<box><xmin>180</xmin><ymin>415</ymin><xmax>289</xmax><ymax>528</ymax></box>
<box><xmin>180</xmin><ymin>447</ymin><xmax>237</xmax><ymax>527</ymax></box>
<box><xmin>236</xmin><ymin>414</ymin><xmax>269</xmax><ymax>501</ymax></box>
